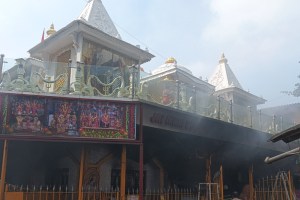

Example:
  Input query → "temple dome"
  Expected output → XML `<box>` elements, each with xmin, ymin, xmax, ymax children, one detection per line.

<box><xmin>152</xmin><ymin>57</ymin><xmax>193</xmax><ymax>75</ymax></box>
<box><xmin>46</xmin><ymin>23</ymin><xmax>56</xmax><ymax>37</ymax></box>
<box><xmin>165</xmin><ymin>57</ymin><xmax>177</xmax><ymax>64</ymax></box>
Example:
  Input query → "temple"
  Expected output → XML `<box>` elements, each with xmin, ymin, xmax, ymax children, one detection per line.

<box><xmin>0</xmin><ymin>0</ymin><xmax>299</xmax><ymax>200</ymax></box>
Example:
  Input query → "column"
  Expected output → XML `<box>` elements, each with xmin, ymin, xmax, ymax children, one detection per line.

<box><xmin>78</xmin><ymin>146</ymin><xmax>85</xmax><ymax>200</ymax></box>
<box><xmin>139</xmin><ymin>103</ymin><xmax>144</xmax><ymax>200</ymax></box>
<box><xmin>0</xmin><ymin>140</ymin><xmax>8</xmax><ymax>200</ymax></box>
<box><xmin>120</xmin><ymin>145</ymin><xmax>127</xmax><ymax>200</ymax></box>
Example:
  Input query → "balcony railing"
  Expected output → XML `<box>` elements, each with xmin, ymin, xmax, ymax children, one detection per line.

<box><xmin>0</xmin><ymin>58</ymin><xmax>295</xmax><ymax>134</ymax></box>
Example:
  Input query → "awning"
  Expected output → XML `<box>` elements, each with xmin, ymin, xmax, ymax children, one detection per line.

<box><xmin>269</xmin><ymin>124</ymin><xmax>300</xmax><ymax>143</ymax></box>
<box><xmin>265</xmin><ymin>124</ymin><xmax>300</xmax><ymax>164</ymax></box>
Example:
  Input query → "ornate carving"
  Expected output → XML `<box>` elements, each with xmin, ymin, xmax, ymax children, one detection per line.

<box><xmin>0</xmin><ymin>63</ymin><xmax>43</xmax><ymax>93</ymax></box>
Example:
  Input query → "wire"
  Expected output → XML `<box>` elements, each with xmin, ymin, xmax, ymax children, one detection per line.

<box><xmin>113</xmin><ymin>21</ymin><xmax>167</xmax><ymax>61</ymax></box>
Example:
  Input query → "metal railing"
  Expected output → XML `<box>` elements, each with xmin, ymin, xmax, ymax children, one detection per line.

<box><xmin>139</xmin><ymin>76</ymin><xmax>295</xmax><ymax>134</ymax></box>
<box><xmin>254</xmin><ymin>171</ymin><xmax>296</xmax><ymax>200</ymax></box>
<box><xmin>198</xmin><ymin>183</ymin><xmax>220</xmax><ymax>200</ymax></box>
<box><xmin>5</xmin><ymin>185</ymin><xmax>120</xmax><ymax>200</ymax></box>
<box><xmin>0</xmin><ymin>58</ymin><xmax>296</xmax><ymax>135</ymax></box>
<box><xmin>143</xmin><ymin>188</ymin><xmax>198</xmax><ymax>200</ymax></box>
<box><xmin>5</xmin><ymin>185</ymin><xmax>201</xmax><ymax>200</ymax></box>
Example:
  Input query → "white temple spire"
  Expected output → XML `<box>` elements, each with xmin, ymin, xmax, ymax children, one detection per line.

<box><xmin>209</xmin><ymin>53</ymin><xmax>243</xmax><ymax>91</ymax></box>
<box><xmin>78</xmin><ymin>0</ymin><xmax>121</xmax><ymax>38</ymax></box>
<box><xmin>219</xmin><ymin>52</ymin><xmax>228</xmax><ymax>64</ymax></box>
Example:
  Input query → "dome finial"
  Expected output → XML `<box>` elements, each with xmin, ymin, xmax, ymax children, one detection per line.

<box><xmin>165</xmin><ymin>57</ymin><xmax>177</xmax><ymax>64</ymax></box>
<box><xmin>219</xmin><ymin>53</ymin><xmax>228</xmax><ymax>64</ymax></box>
<box><xmin>46</xmin><ymin>23</ymin><xmax>56</xmax><ymax>37</ymax></box>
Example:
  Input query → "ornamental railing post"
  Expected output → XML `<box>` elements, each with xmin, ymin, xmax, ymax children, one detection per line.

<box><xmin>280</xmin><ymin>116</ymin><xmax>283</xmax><ymax>132</ymax></box>
<box><xmin>217</xmin><ymin>96</ymin><xmax>220</xmax><ymax>120</ymax></box>
<box><xmin>272</xmin><ymin>115</ymin><xmax>276</xmax><ymax>133</ymax></box>
<box><xmin>131</xmin><ymin>65</ymin><xmax>138</xmax><ymax>99</ymax></box>
<box><xmin>193</xmin><ymin>86</ymin><xmax>197</xmax><ymax>113</ymax></box>
<box><xmin>73</xmin><ymin>61</ymin><xmax>84</xmax><ymax>95</ymax></box>
<box><xmin>67</xmin><ymin>59</ymin><xmax>72</xmax><ymax>93</ymax></box>
<box><xmin>259</xmin><ymin>110</ymin><xmax>262</xmax><ymax>131</ymax></box>
<box><xmin>248</xmin><ymin>106</ymin><xmax>252</xmax><ymax>128</ymax></box>
<box><xmin>0</xmin><ymin>54</ymin><xmax>4</xmax><ymax>80</ymax></box>
<box><xmin>176</xmin><ymin>80</ymin><xmax>180</xmax><ymax>109</ymax></box>
<box><xmin>230</xmin><ymin>100</ymin><xmax>233</xmax><ymax>123</ymax></box>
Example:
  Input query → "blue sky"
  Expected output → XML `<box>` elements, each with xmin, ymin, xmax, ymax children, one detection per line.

<box><xmin>0</xmin><ymin>0</ymin><xmax>300</xmax><ymax>107</ymax></box>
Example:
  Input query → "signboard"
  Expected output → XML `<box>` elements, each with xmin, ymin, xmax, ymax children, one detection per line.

<box><xmin>0</xmin><ymin>94</ymin><xmax>136</xmax><ymax>140</ymax></box>
<box><xmin>142</xmin><ymin>104</ymin><xmax>199</xmax><ymax>135</ymax></box>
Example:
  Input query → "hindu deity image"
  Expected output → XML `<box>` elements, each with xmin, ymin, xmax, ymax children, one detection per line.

<box><xmin>162</xmin><ymin>86</ymin><xmax>174</xmax><ymax>105</ymax></box>
<box><xmin>8</xmin><ymin>96</ymin><xmax>135</xmax><ymax>139</ymax></box>
<box><xmin>80</xmin><ymin>112</ymin><xmax>89</xmax><ymax>127</ymax></box>
<box><xmin>16</xmin><ymin>103</ymin><xmax>23</xmax><ymax>115</ymax></box>
<box><xmin>11</xmin><ymin>96</ymin><xmax>45</xmax><ymax>133</ymax></box>
<box><xmin>113</xmin><ymin>118</ymin><xmax>122</xmax><ymax>129</ymax></box>
<box><xmin>100</xmin><ymin>109</ymin><xmax>110</xmax><ymax>128</ymax></box>
<box><xmin>90</xmin><ymin>113</ymin><xmax>99</xmax><ymax>127</ymax></box>
<box><xmin>47</xmin><ymin>101</ymin><xmax>78</xmax><ymax>135</ymax></box>
<box><xmin>79</xmin><ymin>102</ymin><xmax>125</xmax><ymax>130</ymax></box>
<box><xmin>33</xmin><ymin>117</ymin><xmax>42</xmax><ymax>131</ymax></box>
<box><xmin>16</xmin><ymin>115</ymin><xmax>23</xmax><ymax>129</ymax></box>
<box><xmin>56</xmin><ymin>113</ymin><xmax>66</xmax><ymax>134</ymax></box>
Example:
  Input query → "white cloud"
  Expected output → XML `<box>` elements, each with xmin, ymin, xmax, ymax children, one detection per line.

<box><xmin>195</xmin><ymin>0</ymin><xmax>300</xmax><ymax>106</ymax></box>
<box><xmin>201</xmin><ymin>0</ymin><xmax>300</xmax><ymax>64</ymax></box>
<box><xmin>203</xmin><ymin>0</ymin><xmax>283</xmax><ymax>40</ymax></box>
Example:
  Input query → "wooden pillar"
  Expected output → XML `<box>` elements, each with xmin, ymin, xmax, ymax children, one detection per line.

<box><xmin>159</xmin><ymin>165</ymin><xmax>164</xmax><ymax>191</ymax></box>
<box><xmin>78</xmin><ymin>146</ymin><xmax>85</xmax><ymax>200</ymax></box>
<box><xmin>0</xmin><ymin>140</ymin><xmax>8</xmax><ymax>200</ymax></box>
<box><xmin>139</xmin><ymin>103</ymin><xmax>144</xmax><ymax>200</ymax></box>
<box><xmin>120</xmin><ymin>145</ymin><xmax>127</xmax><ymax>200</ymax></box>
<box><xmin>139</xmin><ymin>144</ymin><xmax>144</xmax><ymax>200</ymax></box>
<box><xmin>288</xmin><ymin>170</ymin><xmax>293</xmax><ymax>200</ymax></box>
<box><xmin>206</xmin><ymin>155</ymin><xmax>211</xmax><ymax>183</ymax></box>
<box><xmin>219</xmin><ymin>165</ymin><xmax>224</xmax><ymax>200</ymax></box>
<box><xmin>249</xmin><ymin>165</ymin><xmax>254</xmax><ymax>200</ymax></box>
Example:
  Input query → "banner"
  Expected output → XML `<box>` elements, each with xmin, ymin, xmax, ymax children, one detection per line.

<box><xmin>3</xmin><ymin>95</ymin><xmax>136</xmax><ymax>140</ymax></box>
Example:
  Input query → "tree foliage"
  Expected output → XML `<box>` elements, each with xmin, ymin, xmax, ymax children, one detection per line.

<box><xmin>282</xmin><ymin>75</ymin><xmax>300</xmax><ymax>97</ymax></box>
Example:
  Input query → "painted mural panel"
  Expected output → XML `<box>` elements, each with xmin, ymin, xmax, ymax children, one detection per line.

<box><xmin>78</xmin><ymin>100</ymin><xmax>136</xmax><ymax>139</ymax></box>
<box><xmin>2</xmin><ymin>94</ymin><xmax>136</xmax><ymax>140</ymax></box>
<box><xmin>11</xmin><ymin>96</ymin><xmax>45</xmax><ymax>133</ymax></box>
<box><xmin>46</xmin><ymin>100</ymin><xmax>78</xmax><ymax>136</ymax></box>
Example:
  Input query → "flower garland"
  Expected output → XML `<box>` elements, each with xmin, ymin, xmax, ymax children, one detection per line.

<box><xmin>79</xmin><ymin>128</ymin><xmax>128</xmax><ymax>139</ymax></box>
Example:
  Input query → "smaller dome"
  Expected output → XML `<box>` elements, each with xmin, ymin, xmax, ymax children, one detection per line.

<box><xmin>165</xmin><ymin>57</ymin><xmax>177</xmax><ymax>64</ymax></box>
<box><xmin>46</xmin><ymin>23</ymin><xmax>56</xmax><ymax>37</ymax></box>
<box><xmin>152</xmin><ymin>57</ymin><xmax>193</xmax><ymax>75</ymax></box>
